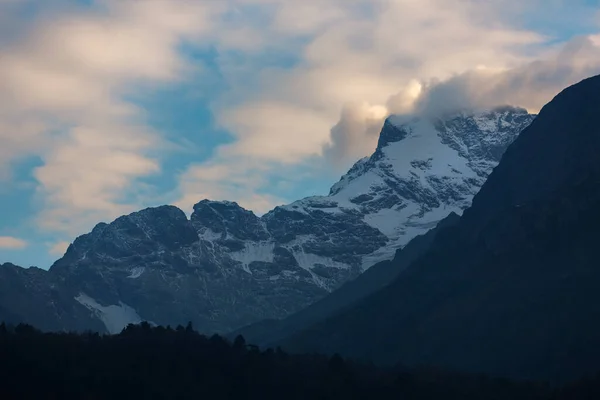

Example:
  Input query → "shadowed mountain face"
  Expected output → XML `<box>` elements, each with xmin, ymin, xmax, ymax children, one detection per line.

<box><xmin>0</xmin><ymin>263</ymin><xmax>104</xmax><ymax>332</ymax></box>
<box><xmin>0</xmin><ymin>107</ymin><xmax>533</xmax><ymax>335</ymax></box>
<box><xmin>281</xmin><ymin>75</ymin><xmax>600</xmax><ymax>383</ymax></box>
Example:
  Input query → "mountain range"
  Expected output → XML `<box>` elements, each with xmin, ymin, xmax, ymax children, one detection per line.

<box><xmin>0</xmin><ymin>107</ymin><xmax>534</xmax><ymax>335</ymax></box>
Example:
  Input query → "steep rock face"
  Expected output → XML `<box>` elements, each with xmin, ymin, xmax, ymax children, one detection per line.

<box><xmin>282</xmin><ymin>76</ymin><xmax>600</xmax><ymax>383</ymax></box>
<box><xmin>1</xmin><ymin>107</ymin><xmax>534</xmax><ymax>334</ymax></box>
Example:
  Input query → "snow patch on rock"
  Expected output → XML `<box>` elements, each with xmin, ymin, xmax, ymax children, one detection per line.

<box><xmin>290</xmin><ymin>250</ymin><xmax>349</xmax><ymax>272</ymax></box>
<box><xmin>75</xmin><ymin>293</ymin><xmax>142</xmax><ymax>334</ymax></box>
<box><xmin>230</xmin><ymin>242</ymin><xmax>276</xmax><ymax>273</ymax></box>
<box><xmin>127</xmin><ymin>267</ymin><xmax>145</xmax><ymax>279</ymax></box>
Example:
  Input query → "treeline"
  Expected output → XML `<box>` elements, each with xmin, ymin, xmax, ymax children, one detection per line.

<box><xmin>0</xmin><ymin>322</ymin><xmax>598</xmax><ymax>400</ymax></box>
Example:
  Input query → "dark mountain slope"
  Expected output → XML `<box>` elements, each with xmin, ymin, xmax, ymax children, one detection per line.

<box><xmin>282</xmin><ymin>75</ymin><xmax>600</xmax><ymax>383</ymax></box>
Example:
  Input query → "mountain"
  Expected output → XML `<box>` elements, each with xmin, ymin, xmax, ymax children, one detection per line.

<box><xmin>0</xmin><ymin>107</ymin><xmax>534</xmax><ymax>335</ymax></box>
<box><xmin>280</xmin><ymin>75</ymin><xmax>600</xmax><ymax>383</ymax></box>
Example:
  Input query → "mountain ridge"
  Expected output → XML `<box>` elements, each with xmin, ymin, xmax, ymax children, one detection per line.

<box><xmin>0</xmin><ymin>106</ymin><xmax>535</xmax><ymax>335</ymax></box>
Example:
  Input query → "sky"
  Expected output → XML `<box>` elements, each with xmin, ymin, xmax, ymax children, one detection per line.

<box><xmin>0</xmin><ymin>0</ymin><xmax>599</xmax><ymax>269</ymax></box>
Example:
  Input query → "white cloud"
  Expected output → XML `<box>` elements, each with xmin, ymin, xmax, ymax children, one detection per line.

<box><xmin>217</xmin><ymin>102</ymin><xmax>335</xmax><ymax>163</ymax></box>
<box><xmin>175</xmin><ymin>158</ymin><xmax>287</xmax><ymax>215</ymax></box>
<box><xmin>324</xmin><ymin>102</ymin><xmax>389</xmax><ymax>166</ymax></box>
<box><xmin>0</xmin><ymin>0</ymin><xmax>218</xmax><ymax>235</ymax></box>
<box><xmin>414</xmin><ymin>36</ymin><xmax>600</xmax><ymax>116</ymax></box>
<box><xmin>34</xmin><ymin>125</ymin><xmax>161</xmax><ymax>234</ymax></box>
<box><xmin>0</xmin><ymin>236</ymin><xmax>28</xmax><ymax>250</ymax></box>
<box><xmin>323</xmin><ymin>80</ymin><xmax>423</xmax><ymax>166</ymax></box>
<box><xmin>322</xmin><ymin>36</ymin><xmax>600</xmax><ymax>169</ymax></box>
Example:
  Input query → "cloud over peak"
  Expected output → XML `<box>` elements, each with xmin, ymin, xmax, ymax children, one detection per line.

<box><xmin>323</xmin><ymin>35</ymin><xmax>600</xmax><ymax>167</ymax></box>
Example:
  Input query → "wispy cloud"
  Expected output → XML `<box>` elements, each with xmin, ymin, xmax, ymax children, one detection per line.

<box><xmin>0</xmin><ymin>236</ymin><xmax>28</xmax><ymax>250</ymax></box>
<box><xmin>48</xmin><ymin>241</ymin><xmax>70</xmax><ymax>256</ymax></box>
<box><xmin>0</xmin><ymin>0</ymin><xmax>217</xmax><ymax>235</ymax></box>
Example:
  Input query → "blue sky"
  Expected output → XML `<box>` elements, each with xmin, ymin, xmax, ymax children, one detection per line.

<box><xmin>0</xmin><ymin>0</ymin><xmax>599</xmax><ymax>269</ymax></box>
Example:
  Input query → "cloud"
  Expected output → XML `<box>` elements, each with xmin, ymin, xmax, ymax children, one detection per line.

<box><xmin>0</xmin><ymin>236</ymin><xmax>28</xmax><ymax>250</ymax></box>
<box><xmin>324</xmin><ymin>102</ymin><xmax>388</xmax><ymax>166</ymax></box>
<box><xmin>175</xmin><ymin>158</ymin><xmax>288</xmax><ymax>215</ymax></box>
<box><xmin>415</xmin><ymin>36</ymin><xmax>600</xmax><ymax>116</ymax></box>
<box><xmin>34</xmin><ymin>125</ymin><xmax>161</xmax><ymax>234</ymax></box>
<box><xmin>322</xmin><ymin>36</ymin><xmax>600</xmax><ymax>167</ymax></box>
<box><xmin>0</xmin><ymin>0</ymin><xmax>218</xmax><ymax>235</ymax></box>
<box><xmin>323</xmin><ymin>80</ymin><xmax>423</xmax><ymax>166</ymax></box>
<box><xmin>216</xmin><ymin>102</ymin><xmax>335</xmax><ymax>163</ymax></box>
<box><xmin>48</xmin><ymin>241</ymin><xmax>70</xmax><ymax>256</ymax></box>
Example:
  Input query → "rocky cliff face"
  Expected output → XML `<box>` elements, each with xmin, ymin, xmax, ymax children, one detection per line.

<box><xmin>0</xmin><ymin>107</ymin><xmax>534</xmax><ymax>334</ymax></box>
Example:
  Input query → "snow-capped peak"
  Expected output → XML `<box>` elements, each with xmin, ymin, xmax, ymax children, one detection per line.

<box><xmin>286</xmin><ymin>107</ymin><xmax>536</xmax><ymax>269</ymax></box>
